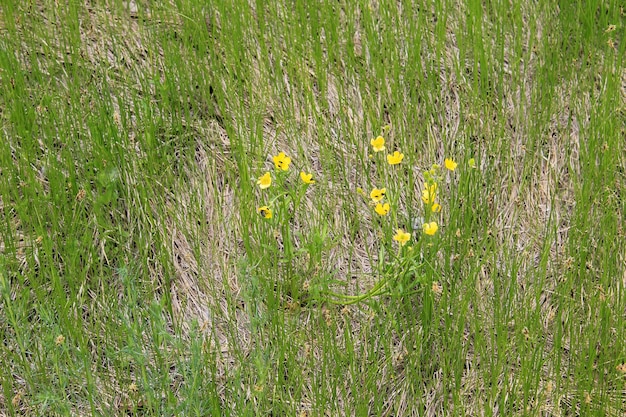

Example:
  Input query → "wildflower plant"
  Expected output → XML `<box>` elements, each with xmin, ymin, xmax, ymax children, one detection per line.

<box><xmin>253</xmin><ymin>151</ymin><xmax>318</xmax><ymax>303</ymax></box>
<box><xmin>319</xmin><ymin>129</ymin><xmax>460</xmax><ymax>306</ymax></box>
<box><xmin>251</xmin><ymin>138</ymin><xmax>460</xmax><ymax>311</ymax></box>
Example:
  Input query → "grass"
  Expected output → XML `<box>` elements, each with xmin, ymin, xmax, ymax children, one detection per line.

<box><xmin>0</xmin><ymin>0</ymin><xmax>625</xmax><ymax>415</ymax></box>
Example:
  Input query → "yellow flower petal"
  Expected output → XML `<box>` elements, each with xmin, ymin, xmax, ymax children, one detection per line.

<box><xmin>422</xmin><ymin>221</ymin><xmax>438</xmax><ymax>235</ymax></box>
<box><xmin>375</xmin><ymin>202</ymin><xmax>390</xmax><ymax>216</ymax></box>
<box><xmin>431</xmin><ymin>203</ymin><xmax>442</xmax><ymax>213</ymax></box>
<box><xmin>393</xmin><ymin>229</ymin><xmax>411</xmax><ymax>246</ymax></box>
<box><xmin>257</xmin><ymin>172</ymin><xmax>272</xmax><ymax>189</ymax></box>
<box><xmin>370</xmin><ymin>136</ymin><xmax>385</xmax><ymax>152</ymax></box>
<box><xmin>387</xmin><ymin>150</ymin><xmax>404</xmax><ymax>165</ymax></box>
<box><xmin>444</xmin><ymin>158</ymin><xmax>457</xmax><ymax>171</ymax></box>
<box><xmin>370</xmin><ymin>187</ymin><xmax>386</xmax><ymax>203</ymax></box>
<box><xmin>300</xmin><ymin>171</ymin><xmax>315</xmax><ymax>184</ymax></box>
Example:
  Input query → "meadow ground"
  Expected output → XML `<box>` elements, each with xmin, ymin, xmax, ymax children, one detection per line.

<box><xmin>0</xmin><ymin>1</ymin><xmax>625</xmax><ymax>416</ymax></box>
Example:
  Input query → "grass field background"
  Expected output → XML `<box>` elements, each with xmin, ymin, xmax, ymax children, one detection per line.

<box><xmin>0</xmin><ymin>1</ymin><xmax>625</xmax><ymax>415</ymax></box>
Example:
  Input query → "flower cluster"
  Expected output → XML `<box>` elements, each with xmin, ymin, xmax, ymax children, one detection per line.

<box><xmin>255</xmin><ymin>151</ymin><xmax>315</xmax><ymax>220</ymax></box>
<box><xmin>323</xmin><ymin>132</ymin><xmax>463</xmax><ymax>306</ymax></box>
<box><xmin>366</xmin><ymin>133</ymin><xmax>459</xmax><ymax>244</ymax></box>
<box><xmin>366</xmin><ymin>134</ymin><xmax>413</xmax><ymax>246</ymax></box>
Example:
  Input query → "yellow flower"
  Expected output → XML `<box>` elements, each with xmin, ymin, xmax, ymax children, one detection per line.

<box><xmin>257</xmin><ymin>206</ymin><xmax>272</xmax><ymax>219</ymax></box>
<box><xmin>468</xmin><ymin>158</ymin><xmax>476</xmax><ymax>169</ymax></box>
<box><xmin>273</xmin><ymin>152</ymin><xmax>292</xmax><ymax>171</ymax></box>
<box><xmin>431</xmin><ymin>203</ymin><xmax>442</xmax><ymax>213</ymax></box>
<box><xmin>370</xmin><ymin>136</ymin><xmax>385</xmax><ymax>152</ymax></box>
<box><xmin>444</xmin><ymin>158</ymin><xmax>457</xmax><ymax>171</ymax></box>
<box><xmin>387</xmin><ymin>151</ymin><xmax>404</xmax><ymax>165</ymax></box>
<box><xmin>374</xmin><ymin>202</ymin><xmax>390</xmax><ymax>216</ymax></box>
<box><xmin>421</xmin><ymin>183</ymin><xmax>437</xmax><ymax>204</ymax></box>
<box><xmin>422</xmin><ymin>221</ymin><xmax>438</xmax><ymax>235</ymax></box>
<box><xmin>257</xmin><ymin>172</ymin><xmax>272</xmax><ymax>189</ymax></box>
<box><xmin>300</xmin><ymin>171</ymin><xmax>315</xmax><ymax>184</ymax></box>
<box><xmin>370</xmin><ymin>187</ymin><xmax>386</xmax><ymax>202</ymax></box>
<box><xmin>393</xmin><ymin>229</ymin><xmax>411</xmax><ymax>246</ymax></box>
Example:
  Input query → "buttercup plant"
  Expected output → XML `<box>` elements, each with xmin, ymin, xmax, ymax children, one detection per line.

<box><xmin>321</xmin><ymin>131</ymin><xmax>459</xmax><ymax>305</ymax></box>
<box><xmin>254</xmin><ymin>151</ymin><xmax>317</xmax><ymax>303</ymax></box>
<box><xmin>252</xmin><ymin>141</ymin><xmax>459</xmax><ymax>308</ymax></box>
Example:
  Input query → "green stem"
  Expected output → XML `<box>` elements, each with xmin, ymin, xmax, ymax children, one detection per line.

<box><xmin>323</xmin><ymin>274</ymin><xmax>392</xmax><ymax>304</ymax></box>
